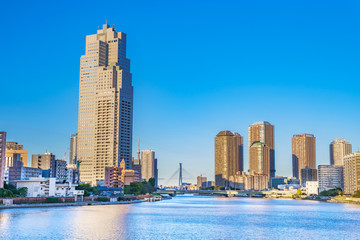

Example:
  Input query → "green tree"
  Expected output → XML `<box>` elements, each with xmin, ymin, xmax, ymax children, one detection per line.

<box><xmin>214</xmin><ymin>186</ymin><xmax>225</xmax><ymax>190</ymax></box>
<box><xmin>296</xmin><ymin>189</ymin><xmax>302</xmax><ymax>195</ymax></box>
<box><xmin>76</xmin><ymin>183</ymin><xmax>100</xmax><ymax>196</ymax></box>
<box><xmin>17</xmin><ymin>187</ymin><xmax>28</xmax><ymax>197</ymax></box>
<box><xmin>140</xmin><ymin>181</ymin><xmax>155</xmax><ymax>194</ymax></box>
<box><xmin>148</xmin><ymin>178</ymin><xmax>156</xmax><ymax>188</ymax></box>
<box><xmin>319</xmin><ymin>188</ymin><xmax>343</xmax><ymax>196</ymax></box>
<box><xmin>0</xmin><ymin>188</ymin><xmax>14</xmax><ymax>198</ymax></box>
<box><xmin>129</xmin><ymin>182</ymin><xmax>143</xmax><ymax>195</ymax></box>
<box><xmin>353</xmin><ymin>190</ymin><xmax>360</xmax><ymax>198</ymax></box>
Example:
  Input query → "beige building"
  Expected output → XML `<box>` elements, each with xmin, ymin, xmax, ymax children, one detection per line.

<box><xmin>197</xmin><ymin>175</ymin><xmax>207</xmax><ymax>190</ymax></box>
<box><xmin>5</xmin><ymin>141</ymin><xmax>28</xmax><ymax>167</ymax></box>
<box><xmin>0</xmin><ymin>132</ymin><xmax>6</xmax><ymax>188</ymax></box>
<box><xmin>141</xmin><ymin>150</ymin><xmax>156</xmax><ymax>181</ymax></box>
<box><xmin>248</xmin><ymin>121</ymin><xmax>275</xmax><ymax>178</ymax></box>
<box><xmin>343</xmin><ymin>152</ymin><xmax>360</xmax><ymax>195</ymax></box>
<box><xmin>215</xmin><ymin>131</ymin><xmax>243</xmax><ymax>187</ymax></box>
<box><xmin>292</xmin><ymin>134</ymin><xmax>316</xmax><ymax>183</ymax></box>
<box><xmin>31</xmin><ymin>152</ymin><xmax>55</xmax><ymax>171</ymax></box>
<box><xmin>330</xmin><ymin>138</ymin><xmax>351</xmax><ymax>166</ymax></box>
<box><xmin>249</xmin><ymin>142</ymin><xmax>270</xmax><ymax>176</ymax></box>
<box><xmin>69</xmin><ymin>133</ymin><xmax>78</xmax><ymax>164</ymax></box>
<box><xmin>229</xmin><ymin>171</ymin><xmax>269</xmax><ymax>191</ymax></box>
<box><xmin>77</xmin><ymin>23</ymin><xmax>133</xmax><ymax>185</ymax></box>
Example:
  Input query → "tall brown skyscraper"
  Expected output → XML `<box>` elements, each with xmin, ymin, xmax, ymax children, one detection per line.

<box><xmin>248</xmin><ymin>121</ymin><xmax>275</xmax><ymax>177</ymax></box>
<box><xmin>77</xmin><ymin>23</ymin><xmax>133</xmax><ymax>185</ymax></box>
<box><xmin>215</xmin><ymin>131</ymin><xmax>243</xmax><ymax>187</ymax></box>
<box><xmin>330</xmin><ymin>138</ymin><xmax>351</xmax><ymax>166</ymax></box>
<box><xmin>0</xmin><ymin>132</ymin><xmax>6</xmax><ymax>188</ymax></box>
<box><xmin>292</xmin><ymin>134</ymin><xmax>316</xmax><ymax>182</ymax></box>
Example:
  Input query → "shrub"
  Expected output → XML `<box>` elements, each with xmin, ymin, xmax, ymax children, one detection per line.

<box><xmin>96</xmin><ymin>197</ymin><xmax>109</xmax><ymax>202</ymax></box>
<box><xmin>117</xmin><ymin>196</ymin><xmax>125</xmax><ymax>201</ymax></box>
<box><xmin>46</xmin><ymin>197</ymin><xmax>59</xmax><ymax>203</ymax></box>
<box><xmin>353</xmin><ymin>190</ymin><xmax>360</xmax><ymax>198</ymax></box>
<box><xmin>320</xmin><ymin>188</ymin><xmax>342</xmax><ymax>196</ymax></box>
<box><xmin>0</xmin><ymin>188</ymin><xmax>14</xmax><ymax>198</ymax></box>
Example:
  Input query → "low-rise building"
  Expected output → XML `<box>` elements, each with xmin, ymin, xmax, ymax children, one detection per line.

<box><xmin>318</xmin><ymin>165</ymin><xmax>344</xmax><ymax>193</ymax></box>
<box><xmin>301</xmin><ymin>167</ymin><xmax>317</xmax><ymax>185</ymax></box>
<box><xmin>306</xmin><ymin>181</ymin><xmax>318</xmax><ymax>195</ymax></box>
<box><xmin>271</xmin><ymin>176</ymin><xmax>287</xmax><ymax>189</ymax></box>
<box><xmin>16</xmin><ymin>177</ymin><xmax>83</xmax><ymax>198</ymax></box>
<box><xmin>105</xmin><ymin>160</ymin><xmax>141</xmax><ymax>188</ymax></box>
<box><xmin>8</xmin><ymin>153</ymin><xmax>42</xmax><ymax>185</ymax></box>
<box><xmin>201</xmin><ymin>181</ymin><xmax>215</xmax><ymax>189</ymax></box>
<box><xmin>229</xmin><ymin>171</ymin><xmax>269</xmax><ymax>191</ymax></box>
<box><xmin>278</xmin><ymin>184</ymin><xmax>301</xmax><ymax>190</ymax></box>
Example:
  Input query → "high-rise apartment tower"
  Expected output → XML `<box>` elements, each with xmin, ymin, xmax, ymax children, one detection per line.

<box><xmin>330</xmin><ymin>138</ymin><xmax>351</xmax><ymax>166</ymax></box>
<box><xmin>77</xmin><ymin>23</ymin><xmax>133</xmax><ymax>185</ymax></box>
<box><xmin>70</xmin><ymin>133</ymin><xmax>78</xmax><ymax>164</ymax></box>
<box><xmin>292</xmin><ymin>134</ymin><xmax>316</xmax><ymax>183</ymax></box>
<box><xmin>0</xmin><ymin>132</ymin><xmax>6</xmax><ymax>188</ymax></box>
<box><xmin>215</xmin><ymin>131</ymin><xmax>244</xmax><ymax>187</ymax></box>
<box><xmin>248</xmin><ymin>121</ymin><xmax>275</xmax><ymax>177</ymax></box>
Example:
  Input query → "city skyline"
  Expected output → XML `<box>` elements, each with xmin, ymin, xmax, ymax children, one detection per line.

<box><xmin>1</xmin><ymin>1</ymin><xmax>360</xmax><ymax>185</ymax></box>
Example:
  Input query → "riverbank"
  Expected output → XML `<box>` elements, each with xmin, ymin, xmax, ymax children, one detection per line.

<box><xmin>327</xmin><ymin>196</ymin><xmax>360</xmax><ymax>205</ymax></box>
<box><xmin>0</xmin><ymin>199</ymin><xmax>147</xmax><ymax>209</ymax></box>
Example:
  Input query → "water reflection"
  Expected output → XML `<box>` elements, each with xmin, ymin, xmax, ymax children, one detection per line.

<box><xmin>0</xmin><ymin>196</ymin><xmax>359</xmax><ymax>240</ymax></box>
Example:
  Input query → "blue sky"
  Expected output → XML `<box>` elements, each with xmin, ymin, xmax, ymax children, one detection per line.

<box><xmin>1</xmin><ymin>0</ymin><xmax>359</xmax><ymax>185</ymax></box>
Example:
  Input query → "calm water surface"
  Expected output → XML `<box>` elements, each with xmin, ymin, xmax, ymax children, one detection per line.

<box><xmin>0</xmin><ymin>196</ymin><xmax>359</xmax><ymax>239</ymax></box>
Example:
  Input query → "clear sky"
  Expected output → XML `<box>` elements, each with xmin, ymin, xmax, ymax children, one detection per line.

<box><xmin>1</xmin><ymin>0</ymin><xmax>359</xmax><ymax>185</ymax></box>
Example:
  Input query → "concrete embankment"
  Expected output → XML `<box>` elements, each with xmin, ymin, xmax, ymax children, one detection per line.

<box><xmin>327</xmin><ymin>197</ymin><xmax>360</xmax><ymax>205</ymax></box>
<box><xmin>0</xmin><ymin>199</ymin><xmax>148</xmax><ymax>210</ymax></box>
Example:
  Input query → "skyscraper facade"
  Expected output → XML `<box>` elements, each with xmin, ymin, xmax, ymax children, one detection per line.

<box><xmin>77</xmin><ymin>23</ymin><xmax>133</xmax><ymax>185</ymax></box>
<box><xmin>330</xmin><ymin>138</ymin><xmax>351</xmax><ymax>166</ymax></box>
<box><xmin>141</xmin><ymin>150</ymin><xmax>157</xmax><ymax>182</ymax></box>
<box><xmin>249</xmin><ymin>142</ymin><xmax>269</xmax><ymax>176</ymax></box>
<box><xmin>292</xmin><ymin>134</ymin><xmax>316</xmax><ymax>182</ymax></box>
<box><xmin>343</xmin><ymin>152</ymin><xmax>360</xmax><ymax>195</ymax></box>
<box><xmin>69</xmin><ymin>133</ymin><xmax>78</xmax><ymax>164</ymax></box>
<box><xmin>248</xmin><ymin>121</ymin><xmax>275</xmax><ymax>177</ymax></box>
<box><xmin>0</xmin><ymin>132</ymin><xmax>6</xmax><ymax>188</ymax></box>
<box><xmin>214</xmin><ymin>131</ymin><xmax>244</xmax><ymax>187</ymax></box>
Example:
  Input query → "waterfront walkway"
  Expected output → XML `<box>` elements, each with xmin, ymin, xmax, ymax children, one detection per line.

<box><xmin>0</xmin><ymin>199</ymin><xmax>146</xmax><ymax>210</ymax></box>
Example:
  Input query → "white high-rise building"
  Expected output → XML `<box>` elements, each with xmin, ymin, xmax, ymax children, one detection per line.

<box><xmin>77</xmin><ymin>23</ymin><xmax>133</xmax><ymax>185</ymax></box>
<box><xmin>318</xmin><ymin>165</ymin><xmax>344</xmax><ymax>193</ymax></box>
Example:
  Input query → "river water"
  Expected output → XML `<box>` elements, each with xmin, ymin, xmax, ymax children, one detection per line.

<box><xmin>0</xmin><ymin>195</ymin><xmax>359</xmax><ymax>239</ymax></box>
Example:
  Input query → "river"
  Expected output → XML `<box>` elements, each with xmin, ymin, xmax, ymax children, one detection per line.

<box><xmin>0</xmin><ymin>195</ymin><xmax>359</xmax><ymax>239</ymax></box>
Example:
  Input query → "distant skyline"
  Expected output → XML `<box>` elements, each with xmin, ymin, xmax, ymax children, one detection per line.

<box><xmin>1</xmin><ymin>1</ymin><xmax>360</xmax><ymax>185</ymax></box>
